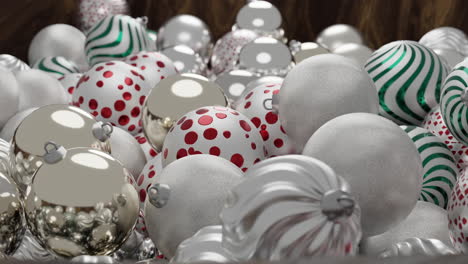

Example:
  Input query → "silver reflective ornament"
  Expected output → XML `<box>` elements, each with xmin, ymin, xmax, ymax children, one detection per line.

<box><xmin>221</xmin><ymin>155</ymin><xmax>362</xmax><ymax>261</ymax></box>
<box><xmin>215</xmin><ymin>70</ymin><xmax>259</xmax><ymax>104</ymax></box>
<box><xmin>379</xmin><ymin>238</ymin><xmax>458</xmax><ymax>258</ymax></box>
<box><xmin>332</xmin><ymin>43</ymin><xmax>373</xmax><ymax>68</ymax></box>
<box><xmin>71</xmin><ymin>255</ymin><xmax>117</xmax><ymax>263</ymax></box>
<box><xmin>171</xmin><ymin>226</ymin><xmax>238</xmax><ymax>263</ymax></box>
<box><xmin>316</xmin><ymin>24</ymin><xmax>364</xmax><ymax>51</ymax></box>
<box><xmin>137</xmin><ymin>238</ymin><xmax>156</xmax><ymax>261</ymax></box>
<box><xmin>157</xmin><ymin>15</ymin><xmax>212</xmax><ymax>60</ymax></box>
<box><xmin>235</xmin><ymin>1</ymin><xmax>284</xmax><ymax>40</ymax></box>
<box><xmin>147</xmin><ymin>29</ymin><xmax>158</xmax><ymax>51</ymax></box>
<box><xmin>112</xmin><ymin>229</ymin><xmax>144</xmax><ymax>261</ymax></box>
<box><xmin>0</xmin><ymin>171</ymin><xmax>25</xmax><ymax>255</ymax></box>
<box><xmin>141</xmin><ymin>74</ymin><xmax>227</xmax><ymax>151</ymax></box>
<box><xmin>161</xmin><ymin>45</ymin><xmax>206</xmax><ymax>75</ymax></box>
<box><xmin>289</xmin><ymin>41</ymin><xmax>329</xmax><ymax>64</ymax></box>
<box><xmin>238</xmin><ymin>37</ymin><xmax>293</xmax><ymax>76</ymax></box>
<box><xmin>10</xmin><ymin>105</ymin><xmax>112</xmax><ymax>194</ymax></box>
<box><xmin>24</xmin><ymin>145</ymin><xmax>139</xmax><ymax>258</ymax></box>
<box><xmin>12</xmin><ymin>229</ymin><xmax>57</xmax><ymax>261</ymax></box>
<box><xmin>0</xmin><ymin>54</ymin><xmax>30</xmax><ymax>74</ymax></box>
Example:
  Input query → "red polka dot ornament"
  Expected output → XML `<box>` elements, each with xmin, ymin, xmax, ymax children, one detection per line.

<box><xmin>448</xmin><ymin>167</ymin><xmax>468</xmax><ymax>253</ymax></box>
<box><xmin>58</xmin><ymin>73</ymin><xmax>83</xmax><ymax>103</ymax></box>
<box><xmin>235</xmin><ymin>82</ymin><xmax>295</xmax><ymax>157</ymax></box>
<box><xmin>162</xmin><ymin>106</ymin><xmax>266</xmax><ymax>171</ymax></box>
<box><xmin>124</xmin><ymin>51</ymin><xmax>178</xmax><ymax>91</ymax></box>
<box><xmin>72</xmin><ymin>61</ymin><xmax>151</xmax><ymax>135</ymax></box>
<box><xmin>135</xmin><ymin>132</ymin><xmax>158</xmax><ymax>161</ymax></box>
<box><xmin>135</xmin><ymin>155</ymin><xmax>164</xmax><ymax>211</ymax></box>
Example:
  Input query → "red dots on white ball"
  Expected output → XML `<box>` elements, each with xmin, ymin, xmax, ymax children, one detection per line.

<box><xmin>135</xmin><ymin>155</ymin><xmax>164</xmax><ymax>208</ymax></box>
<box><xmin>135</xmin><ymin>132</ymin><xmax>159</xmax><ymax>161</ymax></box>
<box><xmin>72</xmin><ymin>61</ymin><xmax>150</xmax><ymax>135</ymax></box>
<box><xmin>162</xmin><ymin>106</ymin><xmax>266</xmax><ymax>171</ymax></box>
<box><xmin>235</xmin><ymin>83</ymin><xmax>295</xmax><ymax>157</ymax></box>
<box><xmin>58</xmin><ymin>73</ymin><xmax>83</xmax><ymax>103</ymax></box>
<box><xmin>124</xmin><ymin>51</ymin><xmax>178</xmax><ymax>92</ymax></box>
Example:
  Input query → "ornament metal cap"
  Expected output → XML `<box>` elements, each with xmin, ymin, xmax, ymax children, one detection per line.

<box><xmin>148</xmin><ymin>183</ymin><xmax>171</xmax><ymax>208</ymax></box>
<box><xmin>92</xmin><ymin>121</ymin><xmax>113</xmax><ymax>142</ymax></box>
<box><xmin>43</xmin><ymin>141</ymin><xmax>67</xmax><ymax>164</ymax></box>
<box><xmin>321</xmin><ymin>189</ymin><xmax>355</xmax><ymax>221</ymax></box>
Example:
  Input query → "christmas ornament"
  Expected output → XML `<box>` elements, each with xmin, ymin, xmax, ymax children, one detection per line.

<box><xmin>28</xmin><ymin>24</ymin><xmax>87</xmax><ymax>70</ymax></box>
<box><xmin>423</xmin><ymin>106</ymin><xmax>468</xmax><ymax>173</ymax></box>
<box><xmin>109</xmin><ymin>126</ymin><xmax>146</xmax><ymax>179</ymax></box>
<box><xmin>433</xmin><ymin>48</ymin><xmax>465</xmax><ymax>70</ymax></box>
<box><xmin>365</xmin><ymin>40</ymin><xmax>448</xmax><ymax>125</ymax></box>
<box><xmin>146</xmin><ymin>29</ymin><xmax>157</xmax><ymax>51</ymax></box>
<box><xmin>288</xmin><ymin>41</ymin><xmax>329</xmax><ymax>64</ymax></box>
<box><xmin>234</xmin><ymin>1</ymin><xmax>284</xmax><ymax>40</ymax></box>
<box><xmin>419</xmin><ymin>27</ymin><xmax>468</xmax><ymax>57</ymax></box>
<box><xmin>379</xmin><ymin>238</ymin><xmax>458</xmax><ymax>258</ymax></box>
<box><xmin>124</xmin><ymin>51</ymin><xmax>178</xmax><ymax>91</ymax></box>
<box><xmin>280</xmin><ymin>54</ymin><xmax>378</xmax><ymax>152</ymax></box>
<box><xmin>135</xmin><ymin>155</ymin><xmax>164</xmax><ymax>210</ymax></box>
<box><xmin>161</xmin><ymin>106</ymin><xmax>266</xmax><ymax>171</ymax></box>
<box><xmin>401</xmin><ymin>125</ymin><xmax>457</xmax><ymax>208</ymax></box>
<box><xmin>24</xmin><ymin>144</ymin><xmax>139</xmax><ymax>258</ymax></box>
<box><xmin>332</xmin><ymin>43</ymin><xmax>373</xmax><ymax>68</ymax></box>
<box><xmin>144</xmin><ymin>154</ymin><xmax>244</xmax><ymax>258</ymax></box>
<box><xmin>0</xmin><ymin>69</ymin><xmax>19</xmax><ymax>128</ymax></box>
<box><xmin>136</xmin><ymin>238</ymin><xmax>157</xmax><ymax>261</ymax></box>
<box><xmin>112</xmin><ymin>229</ymin><xmax>145</xmax><ymax>261</ymax></box>
<box><xmin>0</xmin><ymin>139</ymin><xmax>10</xmax><ymax>178</ymax></box>
<box><xmin>161</xmin><ymin>45</ymin><xmax>206</xmax><ymax>75</ymax></box>
<box><xmin>448</xmin><ymin>167</ymin><xmax>468</xmax><ymax>253</ymax></box>
<box><xmin>302</xmin><ymin>113</ymin><xmax>423</xmax><ymax>236</ymax></box>
<box><xmin>32</xmin><ymin>56</ymin><xmax>80</xmax><ymax>79</ymax></box>
<box><xmin>0</xmin><ymin>54</ymin><xmax>30</xmax><ymax>74</ymax></box>
<box><xmin>361</xmin><ymin>201</ymin><xmax>451</xmax><ymax>255</ymax></box>
<box><xmin>221</xmin><ymin>155</ymin><xmax>361</xmax><ymax>260</ymax></box>
<box><xmin>59</xmin><ymin>73</ymin><xmax>84</xmax><ymax>102</ymax></box>
<box><xmin>234</xmin><ymin>82</ymin><xmax>294</xmax><ymax>157</ymax></box>
<box><xmin>0</xmin><ymin>108</ymin><xmax>37</xmax><ymax>142</ymax></box>
<box><xmin>135</xmin><ymin>210</ymin><xmax>148</xmax><ymax>237</ymax></box>
<box><xmin>440</xmin><ymin>58</ymin><xmax>468</xmax><ymax>145</ymax></box>
<box><xmin>0</xmin><ymin>171</ymin><xmax>25</xmax><ymax>255</ymax></box>
<box><xmin>15</xmin><ymin>69</ymin><xmax>69</xmax><ymax>111</ymax></box>
<box><xmin>137</xmin><ymin>259</ymin><xmax>168</xmax><ymax>264</ymax></box>
<box><xmin>85</xmin><ymin>15</ymin><xmax>151</xmax><ymax>66</ymax></box>
<box><xmin>12</xmin><ymin>230</ymin><xmax>57</xmax><ymax>261</ymax></box>
<box><xmin>244</xmin><ymin>75</ymin><xmax>283</xmax><ymax>96</ymax></box>
<box><xmin>78</xmin><ymin>0</ymin><xmax>130</xmax><ymax>33</ymax></box>
<box><xmin>71</xmin><ymin>255</ymin><xmax>116</xmax><ymax>263</ymax></box>
<box><xmin>215</xmin><ymin>70</ymin><xmax>259</xmax><ymax>104</ymax></box>
<box><xmin>171</xmin><ymin>226</ymin><xmax>238</xmax><ymax>263</ymax></box>
<box><xmin>72</xmin><ymin>61</ymin><xmax>150</xmax><ymax>135</ymax></box>
<box><xmin>10</xmin><ymin>104</ymin><xmax>112</xmax><ymax>194</ymax></box>
<box><xmin>316</xmin><ymin>24</ymin><xmax>364</xmax><ymax>51</ymax></box>
<box><xmin>238</xmin><ymin>37</ymin><xmax>293</xmax><ymax>76</ymax></box>
<box><xmin>211</xmin><ymin>29</ymin><xmax>258</xmax><ymax>75</ymax></box>
<box><xmin>134</xmin><ymin>133</ymin><xmax>158</xmax><ymax>161</ymax></box>
<box><xmin>157</xmin><ymin>15</ymin><xmax>212</xmax><ymax>60</ymax></box>
<box><xmin>141</xmin><ymin>73</ymin><xmax>227</xmax><ymax>152</ymax></box>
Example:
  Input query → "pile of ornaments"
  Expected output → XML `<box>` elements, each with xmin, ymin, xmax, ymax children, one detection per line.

<box><xmin>0</xmin><ymin>0</ymin><xmax>467</xmax><ymax>263</ymax></box>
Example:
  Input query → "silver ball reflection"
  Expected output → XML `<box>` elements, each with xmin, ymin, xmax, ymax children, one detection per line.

<box><xmin>235</xmin><ymin>1</ymin><xmax>283</xmax><ymax>38</ymax></box>
<box><xmin>316</xmin><ymin>24</ymin><xmax>364</xmax><ymax>51</ymax></box>
<box><xmin>161</xmin><ymin>45</ymin><xmax>207</xmax><ymax>75</ymax></box>
<box><xmin>24</xmin><ymin>146</ymin><xmax>139</xmax><ymax>258</ymax></box>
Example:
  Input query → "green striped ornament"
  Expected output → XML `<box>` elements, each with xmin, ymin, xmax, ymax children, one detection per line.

<box><xmin>365</xmin><ymin>40</ymin><xmax>448</xmax><ymax>126</ymax></box>
<box><xmin>401</xmin><ymin>125</ymin><xmax>457</xmax><ymax>208</ymax></box>
<box><xmin>440</xmin><ymin>58</ymin><xmax>468</xmax><ymax>146</ymax></box>
<box><xmin>32</xmin><ymin>56</ymin><xmax>80</xmax><ymax>79</ymax></box>
<box><xmin>85</xmin><ymin>15</ymin><xmax>151</xmax><ymax>66</ymax></box>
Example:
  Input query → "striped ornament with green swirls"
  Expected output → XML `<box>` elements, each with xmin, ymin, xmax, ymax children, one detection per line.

<box><xmin>401</xmin><ymin>125</ymin><xmax>457</xmax><ymax>208</ymax></box>
<box><xmin>32</xmin><ymin>56</ymin><xmax>80</xmax><ymax>79</ymax></box>
<box><xmin>85</xmin><ymin>15</ymin><xmax>150</xmax><ymax>66</ymax></box>
<box><xmin>365</xmin><ymin>41</ymin><xmax>448</xmax><ymax>126</ymax></box>
<box><xmin>440</xmin><ymin>59</ymin><xmax>468</xmax><ymax>146</ymax></box>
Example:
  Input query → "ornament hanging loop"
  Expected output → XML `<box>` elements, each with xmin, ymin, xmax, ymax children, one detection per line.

<box><xmin>148</xmin><ymin>183</ymin><xmax>171</xmax><ymax>208</ymax></box>
<box><xmin>321</xmin><ymin>189</ymin><xmax>355</xmax><ymax>221</ymax></box>
<box><xmin>93</xmin><ymin>121</ymin><xmax>113</xmax><ymax>142</ymax></box>
<box><xmin>43</xmin><ymin>141</ymin><xmax>67</xmax><ymax>164</ymax></box>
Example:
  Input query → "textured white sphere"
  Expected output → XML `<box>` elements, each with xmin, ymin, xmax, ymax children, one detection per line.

<box><xmin>279</xmin><ymin>54</ymin><xmax>378</xmax><ymax>152</ymax></box>
<box><xmin>0</xmin><ymin>108</ymin><xmax>38</xmax><ymax>142</ymax></box>
<box><xmin>360</xmin><ymin>201</ymin><xmax>451</xmax><ymax>256</ymax></box>
<box><xmin>0</xmin><ymin>69</ymin><xmax>20</xmax><ymax>129</ymax></box>
<box><xmin>316</xmin><ymin>24</ymin><xmax>363</xmax><ymax>51</ymax></box>
<box><xmin>28</xmin><ymin>24</ymin><xmax>87</xmax><ymax>68</ymax></box>
<box><xmin>15</xmin><ymin>70</ymin><xmax>68</xmax><ymax>111</ymax></box>
<box><xmin>302</xmin><ymin>113</ymin><xmax>423</xmax><ymax>236</ymax></box>
<box><xmin>109</xmin><ymin>126</ymin><xmax>146</xmax><ymax>180</ymax></box>
<box><xmin>144</xmin><ymin>154</ymin><xmax>244</xmax><ymax>258</ymax></box>
<box><xmin>332</xmin><ymin>43</ymin><xmax>373</xmax><ymax>68</ymax></box>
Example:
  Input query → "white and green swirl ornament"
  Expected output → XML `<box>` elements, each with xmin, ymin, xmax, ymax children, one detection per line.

<box><xmin>440</xmin><ymin>58</ymin><xmax>468</xmax><ymax>146</ymax></box>
<box><xmin>32</xmin><ymin>56</ymin><xmax>80</xmax><ymax>79</ymax></box>
<box><xmin>365</xmin><ymin>40</ymin><xmax>448</xmax><ymax>126</ymax></box>
<box><xmin>401</xmin><ymin>125</ymin><xmax>457</xmax><ymax>208</ymax></box>
<box><xmin>85</xmin><ymin>14</ymin><xmax>151</xmax><ymax>66</ymax></box>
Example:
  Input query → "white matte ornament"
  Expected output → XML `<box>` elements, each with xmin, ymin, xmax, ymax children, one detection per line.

<box><xmin>316</xmin><ymin>24</ymin><xmax>364</xmax><ymax>51</ymax></box>
<box><xmin>0</xmin><ymin>108</ymin><xmax>37</xmax><ymax>142</ymax></box>
<box><xmin>109</xmin><ymin>126</ymin><xmax>146</xmax><ymax>180</ymax></box>
<box><xmin>0</xmin><ymin>69</ymin><xmax>20</xmax><ymax>129</ymax></box>
<box><xmin>144</xmin><ymin>155</ymin><xmax>244</xmax><ymax>258</ymax></box>
<box><xmin>279</xmin><ymin>54</ymin><xmax>379</xmax><ymax>152</ymax></box>
<box><xmin>15</xmin><ymin>70</ymin><xmax>68</xmax><ymax>111</ymax></box>
<box><xmin>302</xmin><ymin>113</ymin><xmax>423</xmax><ymax>236</ymax></box>
<box><xmin>361</xmin><ymin>201</ymin><xmax>452</xmax><ymax>256</ymax></box>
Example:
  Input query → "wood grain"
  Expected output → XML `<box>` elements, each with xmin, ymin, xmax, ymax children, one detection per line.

<box><xmin>0</xmin><ymin>0</ymin><xmax>467</xmax><ymax>63</ymax></box>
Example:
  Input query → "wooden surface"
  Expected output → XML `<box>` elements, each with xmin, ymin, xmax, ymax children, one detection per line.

<box><xmin>0</xmin><ymin>0</ymin><xmax>467</xmax><ymax>63</ymax></box>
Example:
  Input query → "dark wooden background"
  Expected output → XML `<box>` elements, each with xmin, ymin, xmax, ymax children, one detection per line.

<box><xmin>0</xmin><ymin>0</ymin><xmax>467</xmax><ymax>63</ymax></box>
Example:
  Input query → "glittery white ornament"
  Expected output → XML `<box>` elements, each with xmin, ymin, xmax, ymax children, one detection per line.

<box><xmin>419</xmin><ymin>27</ymin><xmax>468</xmax><ymax>56</ymax></box>
<box><xmin>78</xmin><ymin>0</ymin><xmax>130</xmax><ymax>32</ymax></box>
